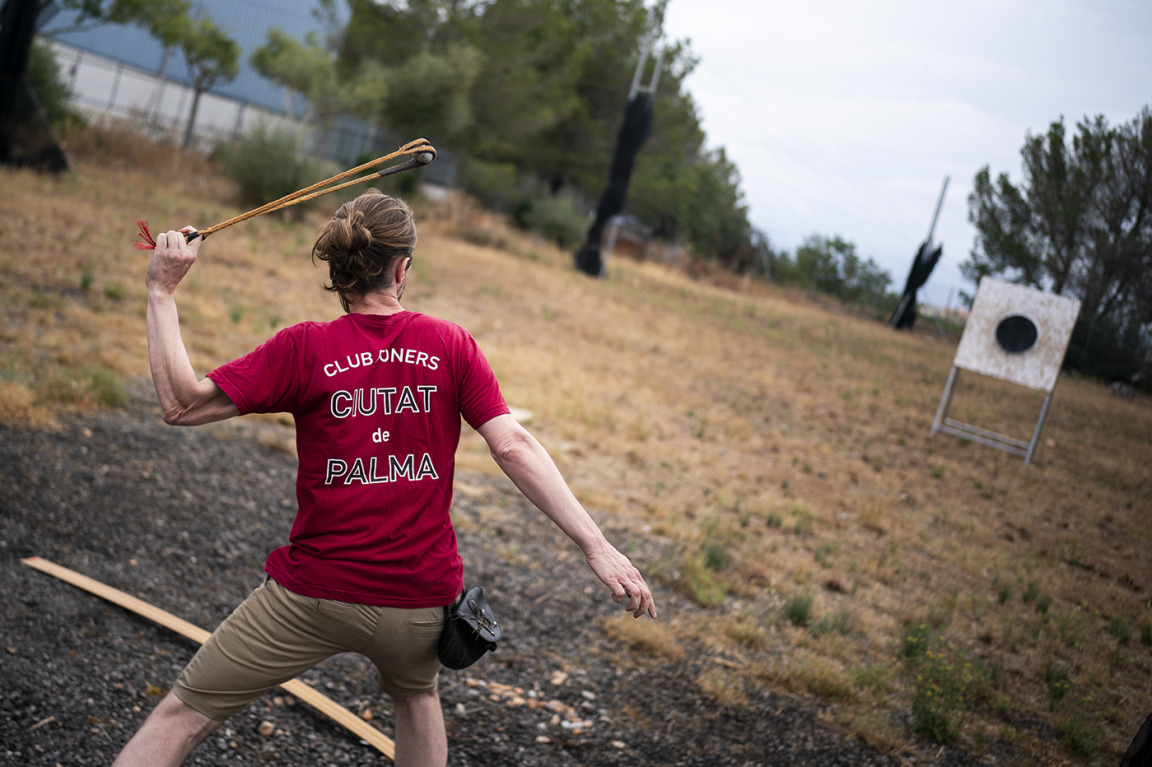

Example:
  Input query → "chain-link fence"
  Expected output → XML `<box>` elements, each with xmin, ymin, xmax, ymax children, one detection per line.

<box><xmin>48</xmin><ymin>40</ymin><xmax>456</xmax><ymax>183</ymax></box>
<box><xmin>50</xmin><ymin>40</ymin><xmax>295</xmax><ymax>151</ymax></box>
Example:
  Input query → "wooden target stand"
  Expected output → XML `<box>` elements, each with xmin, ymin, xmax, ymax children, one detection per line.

<box><xmin>21</xmin><ymin>556</ymin><xmax>396</xmax><ymax>760</ymax></box>
<box><xmin>931</xmin><ymin>277</ymin><xmax>1080</xmax><ymax>466</ymax></box>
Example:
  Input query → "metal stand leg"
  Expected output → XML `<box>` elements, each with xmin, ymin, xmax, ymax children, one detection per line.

<box><xmin>1024</xmin><ymin>389</ymin><xmax>1055</xmax><ymax>466</ymax></box>
<box><xmin>931</xmin><ymin>366</ymin><xmax>1053</xmax><ymax>466</ymax></box>
<box><xmin>931</xmin><ymin>367</ymin><xmax>958</xmax><ymax>435</ymax></box>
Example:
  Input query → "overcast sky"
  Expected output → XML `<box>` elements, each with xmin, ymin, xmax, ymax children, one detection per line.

<box><xmin>661</xmin><ymin>0</ymin><xmax>1152</xmax><ymax>307</ymax></box>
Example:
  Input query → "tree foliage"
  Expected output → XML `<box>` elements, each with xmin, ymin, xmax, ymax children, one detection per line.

<box><xmin>250</xmin><ymin>27</ymin><xmax>386</xmax><ymax>152</ymax></box>
<box><xmin>774</xmin><ymin>234</ymin><xmax>895</xmax><ymax>308</ymax></box>
<box><xmin>381</xmin><ymin>42</ymin><xmax>483</xmax><ymax>142</ymax></box>
<box><xmin>28</xmin><ymin>40</ymin><xmax>75</xmax><ymax>127</ymax></box>
<box><xmin>332</xmin><ymin>0</ymin><xmax>748</xmax><ymax>260</ymax></box>
<box><xmin>966</xmin><ymin>110</ymin><xmax>1152</xmax><ymax>380</ymax></box>
<box><xmin>176</xmin><ymin>15</ymin><xmax>239</xmax><ymax>149</ymax></box>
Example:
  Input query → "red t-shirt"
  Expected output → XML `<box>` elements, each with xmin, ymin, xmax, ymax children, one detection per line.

<box><xmin>206</xmin><ymin>311</ymin><xmax>509</xmax><ymax>607</ymax></box>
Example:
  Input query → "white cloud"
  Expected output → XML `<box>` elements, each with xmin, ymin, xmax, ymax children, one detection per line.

<box><xmin>662</xmin><ymin>0</ymin><xmax>1152</xmax><ymax>305</ymax></box>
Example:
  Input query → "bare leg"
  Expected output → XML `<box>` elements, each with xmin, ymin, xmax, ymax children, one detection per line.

<box><xmin>112</xmin><ymin>691</ymin><xmax>222</xmax><ymax>767</ymax></box>
<box><xmin>392</xmin><ymin>687</ymin><xmax>447</xmax><ymax>767</ymax></box>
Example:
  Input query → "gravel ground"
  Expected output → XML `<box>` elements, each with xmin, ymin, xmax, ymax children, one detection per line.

<box><xmin>1</xmin><ymin>380</ymin><xmax>984</xmax><ymax>766</ymax></box>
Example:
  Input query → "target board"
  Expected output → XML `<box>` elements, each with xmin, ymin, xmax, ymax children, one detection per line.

<box><xmin>953</xmin><ymin>277</ymin><xmax>1081</xmax><ymax>392</ymax></box>
<box><xmin>931</xmin><ymin>277</ymin><xmax>1081</xmax><ymax>464</ymax></box>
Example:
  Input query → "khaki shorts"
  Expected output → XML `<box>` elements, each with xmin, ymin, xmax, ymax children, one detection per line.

<box><xmin>174</xmin><ymin>577</ymin><xmax>445</xmax><ymax>721</ymax></box>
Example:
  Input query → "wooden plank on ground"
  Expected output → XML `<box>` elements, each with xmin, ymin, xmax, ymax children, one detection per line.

<box><xmin>20</xmin><ymin>556</ymin><xmax>396</xmax><ymax>761</ymax></box>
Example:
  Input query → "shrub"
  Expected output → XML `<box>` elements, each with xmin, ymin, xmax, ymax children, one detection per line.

<box><xmin>1045</xmin><ymin>663</ymin><xmax>1070</xmax><ymax>710</ymax></box>
<box><xmin>681</xmin><ymin>555</ymin><xmax>727</xmax><ymax>607</ymax></box>
<box><xmin>457</xmin><ymin>158</ymin><xmax>520</xmax><ymax>214</ymax></box>
<box><xmin>902</xmin><ymin>622</ymin><xmax>931</xmax><ymax>661</ymax></box>
<box><xmin>1054</xmin><ymin>697</ymin><xmax>1104</xmax><ymax>757</ymax></box>
<box><xmin>813</xmin><ymin>541</ymin><xmax>839</xmax><ymax>568</ymax></box>
<box><xmin>909</xmin><ymin>638</ymin><xmax>979</xmax><ymax>743</ymax></box>
<box><xmin>811</xmin><ymin>609</ymin><xmax>854</xmax><ymax>638</ymax></box>
<box><xmin>1056</xmin><ymin>608</ymin><xmax>1089</xmax><ymax>650</ymax></box>
<box><xmin>790</xmin><ymin>504</ymin><xmax>814</xmax><ymax>536</ymax></box>
<box><xmin>849</xmin><ymin>663</ymin><xmax>896</xmax><ymax>696</ymax></box>
<box><xmin>521</xmin><ymin>191</ymin><xmax>588</xmax><ymax>250</ymax></box>
<box><xmin>696</xmin><ymin>668</ymin><xmax>748</xmax><ymax>706</ymax></box>
<box><xmin>724</xmin><ymin>612</ymin><xmax>770</xmax><ymax>649</ymax></box>
<box><xmin>1035</xmin><ymin>595</ymin><xmax>1052</xmax><ymax>615</ymax></box>
<box><xmin>602</xmin><ymin>612</ymin><xmax>684</xmax><ymax>660</ymax></box>
<box><xmin>28</xmin><ymin>41</ymin><xmax>80</xmax><ymax>129</ymax></box>
<box><xmin>216</xmin><ymin>124</ymin><xmax>325</xmax><ymax>218</ymax></box>
<box><xmin>40</xmin><ymin>366</ymin><xmax>128</xmax><ymax>410</ymax></box>
<box><xmin>702</xmin><ymin>539</ymin><xmax>730</xmax><ymax>572</ymax></box>
<box><xmin>1108</xmin><ymin>617</ymin><xmax>1132</xmax><ymax>646</ymax></box>
<box><xmin>785</xmin><ymin>593</ymin><xmax>814</xmax><ymax>627</ymax></box>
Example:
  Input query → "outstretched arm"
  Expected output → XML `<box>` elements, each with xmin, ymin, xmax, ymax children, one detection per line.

<box><xmin>146</xmin><ymin>228</ymin><xmax>238</xmax><ymax>426</ymax></box>
<box><xmin>477</xmin><ymin>413</ymin><xmax>657</xmax><ymax>619</ymax></box>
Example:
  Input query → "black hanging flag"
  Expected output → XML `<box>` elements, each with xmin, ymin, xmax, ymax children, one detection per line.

<box><xmin>890</xmin><ymin>239</ymin><xmax>942</xmax><ymax>329</ymax></box>
<box><xmin>575</xmin><ymin>91</ymin><xmax>654</xmax><ymax>276</ymax></box>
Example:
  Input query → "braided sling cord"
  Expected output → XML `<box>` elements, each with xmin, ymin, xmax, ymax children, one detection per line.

<box><xmin>135</xmin><ymin>138</ymin><xmax>436</xmax><ymax>249</ymax></box>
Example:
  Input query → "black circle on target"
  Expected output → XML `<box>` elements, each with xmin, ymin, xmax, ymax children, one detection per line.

<box><xmin>995</xmin><ymin>314</ymin><xmax>1038</xmax><ymax>353</ymax></box>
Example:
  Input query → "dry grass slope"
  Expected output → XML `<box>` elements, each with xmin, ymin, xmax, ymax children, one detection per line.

<box><xmin>2</xmin><ymin>127</ymin><xmax>1149</xmax><ymax>765</ymax></box>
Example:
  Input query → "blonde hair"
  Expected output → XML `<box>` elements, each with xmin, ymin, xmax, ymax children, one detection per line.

<box><xmin>312</xmin><ymin>189</ymin><xmax>417</xmax><ymax>312</ymax></box>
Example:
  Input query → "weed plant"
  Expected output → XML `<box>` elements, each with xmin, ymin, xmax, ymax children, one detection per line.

<box><xmin>908</xmin><ymin>637</ymin><xmax>980</xmax><ymax>744</ymax></box>
<box><xmin>1053</xmin><ymin>696</ymin><xmax>1106</xmax><ymax>757</ymax></box>
<box><xmin>785</xmin><ymin>593</ymin><xmax>814</xmax><ymax>627</ymax></box>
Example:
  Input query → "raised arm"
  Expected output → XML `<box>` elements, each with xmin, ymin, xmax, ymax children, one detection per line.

<box><xmin>146</xmin><ymin>228</ymin><xmax>239</xmax><ymax>426</ymax></box>
<box><xmin>476</xmin><ymin>413</ymin><xmax>657</xmax><ymax>619</ymax></box>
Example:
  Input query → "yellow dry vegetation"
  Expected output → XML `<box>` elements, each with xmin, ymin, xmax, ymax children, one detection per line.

<box><xmin>2</xmin><ymin>126</ymin><xmax>1149</xmax><ymax>765</ymax></box>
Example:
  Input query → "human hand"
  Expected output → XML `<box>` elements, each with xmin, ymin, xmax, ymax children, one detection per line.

<box><xmin>586</xmin><ymin>543</ymin><xmax>658</xmax><ymax>619</ymax></box>
<box><xmin>145</xmin><ymin>227</ymin><xmax>202</xmax><ymax>297</ymax></box>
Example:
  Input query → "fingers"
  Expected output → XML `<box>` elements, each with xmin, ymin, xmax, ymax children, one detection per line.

<box><xmin>616</xmin><ymin>578</ymin><xmax>658</xmax><ymax>620</ymax></box>
<box><xmin>146</xmin><ymin>228</ymin><xmax>200</xmax><ymax>293</ymax></box>
<box><xmin>588</xmin><ymin>546</ymin><xmax>658</xmax><ymax>620</ymax></box>
<box><xmin>154</xmin><ymin>228</ymin><xmax>200</xmax><ymax>255</ymax></box>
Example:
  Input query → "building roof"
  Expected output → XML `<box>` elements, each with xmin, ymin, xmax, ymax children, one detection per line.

<box><xmin>40</xmin><ymin>0</ymin><xmax>348</xmax><ymax>115</ymax></box>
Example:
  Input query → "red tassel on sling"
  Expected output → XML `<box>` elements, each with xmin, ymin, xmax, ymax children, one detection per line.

<box><xmin>134</xmin><ymin>220</ymin><xmax>157</xmax><ymax>250</ymax></box>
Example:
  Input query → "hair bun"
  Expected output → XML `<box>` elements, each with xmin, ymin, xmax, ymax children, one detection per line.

<box><xmin>339</xmin><ymin>210</ymin><xmax>373</xmax><ymax>254</ymax></box>
<box><xmin>311</xmin><ymin>191</ymin><xmax>417</xmax><ymax>312</ymax></box>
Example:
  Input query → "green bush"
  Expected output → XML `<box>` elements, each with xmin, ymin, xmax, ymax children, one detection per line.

<box><xmin>457</xmin><ymin>158</ymin><xmax>521</xmax><ymax>214</ymax></box>
<box><xmin>521</xmin><ymin>191</ymin><xmax>588</xmax><ymax>250</ymax></box>
<box><xmin>28</xmin><ymin>41</ymin><xmax>79</xmax><ymax>129</ymax></box>
<box><xmin>216</xmin><ymin>124</ymin><xmax>325</xmax><ymax>218</ymax></box>
<box><xmin>681</xmin><ymin>556</ymin><xmax>727</xmax><ymax>608</ymax></box>
<box><xmin>785</xmin><ymin>593</ymin><xmax>814</xmax><ymax>627</ymax></box>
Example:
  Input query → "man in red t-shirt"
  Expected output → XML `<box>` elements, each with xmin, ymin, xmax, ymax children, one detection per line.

<box><xmin>113</xmin><ymin>191</ymin><xmax>657</xmax><ymax>767</ymax></box>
